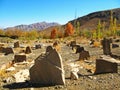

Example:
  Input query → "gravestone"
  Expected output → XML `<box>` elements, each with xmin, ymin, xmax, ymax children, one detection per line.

<box><xmin>30</xmin><ymin>49</ymin><xmax>65</xmax><ymax>85</ymax></box>
<box><xmin>70</xmin><ymin>41</ymin><xmax>76</xmax><ymax>47</ymax></box>
<box><xmin>102</xmin><ymin>38</ymin><xmax>111</xmax><ymax>55</ymax></box>
<box><xmin>79</xmin><ymin>50</ymin><xmax>90</xmax><ymax>60</ymax></box>
<box><xmin>0</xmin><ymin>47</ymin><xmax>4</xmax><ymax>53</ymax></box>
<box><xmin>35</xmin><ymin>44</ymin><xmax>41</xmax><ymax>49</ymax></box>
<box><xmin>94</xmin><ymin>56</ymin><xmax>118</xmax><ymax>74</ymax></box>
<box><xmin>46</xmin><ymin>46</ymin><xmax>53</xmax><ymax>53</ymax></box>
<box><xmin>112</xmin><ymin>44</ymin><xmax>119</xmax><ymax>48</ymax></box>
<box><xmin>14</xmin><ymin>54</ymin><xmax>26</xmax><ymax>63</ymax></box>
<box><xmin>75</xmin><ymin>46</ymin><xmax>84</xmax><ymax>54</ymax></box>
<box><xmin>14</xmin><ymin>41</ymin><xmax>20</xmax><ymax>48</ymax></box>
<box><xmin>3</xmin><ymin>47</ymin><xmax>14</xmax><ymax>55</ymax></box>
<box><xmin>25</xmin><ymin>46</ymin><xmax>32</xmax><ymax>54</ymax></box>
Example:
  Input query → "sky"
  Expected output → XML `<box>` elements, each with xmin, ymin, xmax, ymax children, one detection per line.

<box><xmin>0</xmin><ymin>0</ymin><xmax>120</xmax><ymax>28</ymax></box>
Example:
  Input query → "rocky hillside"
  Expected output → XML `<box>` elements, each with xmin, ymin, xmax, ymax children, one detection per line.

<box><xmin>5</xmin><ymin>22</ymin><xmax>60</xmax><ymax>31</ymax></box>
<box><xmin>69</xmin><ymin>8</ymin><xmax>120</xmax><ymax>30</ymax></box>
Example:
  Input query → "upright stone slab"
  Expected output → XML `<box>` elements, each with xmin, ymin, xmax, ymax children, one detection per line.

<box><xmin>14</xmin><ymin>41</ymin><xmax>20</xmax><ymax>48</ymax></box>
<box><xmin>30</xmin><ymin>49</ymin><xmax>65</xmax><ymax>85</ymax></box>
<box><xmin>79</xmin><ymin>50</ymin><xmax>90</xmax><ymax>60</ymax></box>
<box><xmin>25</xmin><ymin>46</ymin><xmax>32</xmax><ymax>54</ymax></box>
<box><xmin>95</xmin><ymin>57</ymin><xmax>118</xmax><ymax>74</ymax></box>
<box><xmin>0</xmin><ymin>47</ymin><xmax>4</xmax><ymax>53</ymax></box>
<box><xmin>102</xmin><ymin>38</ymin><xmax>111</xmax><ymax>55</ymax></box>
<box><xmin>70</xmin><ymin>41</ymin><xmax>76</xmax><ymax>47</ymax></box>
<box><xmin>76</xmin><ymin>46</ymin><xmax>84</xmax><ymax>54</ymax></box>
<box><xmin>46</xmin><ymin>46</ymin><xmax>53</xmax><ymax>53</ymax></box>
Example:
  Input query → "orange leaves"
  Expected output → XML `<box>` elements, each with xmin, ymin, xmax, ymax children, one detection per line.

<box><xmin>50</xmin><ymin>28</ymin><xmax>58</xmax><ymax>39</ymax></box>
<box><xmin>64</xmin><ymin>22</ymin><xmax>74</xmax><ymax>37</ymax></box>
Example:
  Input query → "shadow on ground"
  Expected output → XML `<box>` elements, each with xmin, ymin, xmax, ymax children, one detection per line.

<box><xmin>3</xmin><ymin>81</ymin><xmax>55</xmax><ymax>89</ymax></box>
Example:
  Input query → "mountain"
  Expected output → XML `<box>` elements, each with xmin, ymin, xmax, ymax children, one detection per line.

<box><xmin>69</xmin><ymin>8</ymin><xmax>120</xmax><ymax>30</ymax></box>
<box><xmin>5</xmin><ymin>22</ymin><xmax>60</xmax><ymax>31</ymax></box>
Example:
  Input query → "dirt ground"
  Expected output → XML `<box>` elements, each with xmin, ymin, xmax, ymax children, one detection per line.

<box><xmin>0</xmin><ymin>38</ymin><xmax>120</xmax><ymax>90</ymax></box>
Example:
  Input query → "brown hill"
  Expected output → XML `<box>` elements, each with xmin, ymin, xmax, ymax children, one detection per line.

<box><xmin>69</xmin><ymin>8</ymin><xmax>120</xmax><ymax>30</ymax></box>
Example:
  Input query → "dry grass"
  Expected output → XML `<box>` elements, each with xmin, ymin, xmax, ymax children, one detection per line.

<box><xmin>93</xmin><ymin>41</ymin><xmax>101</xmax><ymax>47</ymax></box>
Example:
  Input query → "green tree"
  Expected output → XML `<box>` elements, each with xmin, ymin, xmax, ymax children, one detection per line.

<box><xmin>25</xmin><ymin>30</ymin><xmax>38</xmax><ymax>40</ymax></box>
<box><xmin>0</xmin><ymin>29</ymin><xmax>4</xmax><ymax>36</ymax></box>
<box><xmin>96</xmin><ymin>19</ymin><xmax>102</xmax><ymax>39</ymax></box>
<box><xmin>76</xmin><ymin>21</ymin><xmax>80</xmax><ymax>36</ymax></box>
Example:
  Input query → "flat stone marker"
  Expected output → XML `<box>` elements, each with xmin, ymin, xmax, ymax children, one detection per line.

<box><xmin>94</xmin><ymin>55</ymin><xmax>120</xmax><ymax>74</ymax></box>
<box><xmin>14</xmin><ymin>54</ymin><xmax>26</xmax><ymax>63</ymax></box>
<box><xmin>3</xmin><ymin>47</ymin><xmax>14</xmax><ymax>55</ymax></box>
<box><xmin>30</xmin><ymin>49</ymin><xmax>65</xmax><ymax>85</ymax></box>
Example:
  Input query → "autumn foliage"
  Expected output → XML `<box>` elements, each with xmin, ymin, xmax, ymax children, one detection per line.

<box><xmin>50</xmin><ymin>28</ymin><xmax>58</xmax><ymax>39</ymax></box>
<box><xmin>64</xmin><ymin>22</ymin><xmax>74</xmax><ymax>37</ymax></box>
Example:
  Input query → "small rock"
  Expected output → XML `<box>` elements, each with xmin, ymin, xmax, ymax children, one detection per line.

<box><xmin>14</xmin><ymin>69</ymin><xmax>29</xmax><ymax>83</ymax></box>
<box><xmin>70</xmin><ymin>71</ymin><xmax>79</xmax><ymax>80</ymax></box>
<box><xmin>6</xmin><ymin>67</ymin><xmax>15</xmax><ymax>72</ymax></box>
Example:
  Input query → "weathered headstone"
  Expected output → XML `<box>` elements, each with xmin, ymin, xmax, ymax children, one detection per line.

<box><xmin>14</xmin><ymin>54</ymin><xmax>26</xmax><ymax>63</ymax></box>
<box><xmin>3</xmin><ymin>47</ymin><xmax>14</xmax><ymax>55</ymax></box>
<box><xmin>25</xmin><ymin>46</ymin><xmax>32</xmax><ymax>54</ymax></box>
<box><xmin>112</xmin><ymin>44</ymin><xmax>119</xmax><ymax>48</ymax></box>
<box><xmin>0</xmin><ymin>47</ymin><xmax>4</xmax><ymax>53</ymax></box>
<box><xmin>70</xmin><ymin>41</ymin><xmax>76</xmax><ymax>47</ymax></box>
<box><xmin>35</xmin><ymin>44</ymin><xmax>41</xmax><ymax>49</ymax></box>
<box><xmin>74</xmin><ymin>45</ymin><xmax>84</xmax><ymax>54</ymax></box>
<box><xmin>46</xmin><ymin>46</ymin><xmax>53</xmax><ymax>53</ymax></box>
<box><xmin>30</xmin><ymin>49</ymin><xmax>65</xmax><ymax>85</ymax></box>
<box><xmin>79</xmin><ymin>51</ymin><xmax>90</xmax><ymax>60</ymax></box>
<box><xmin>95</xmin><ymin>57</ymin><xmax>118</xmax><ymax>74</ymax></box>
<box><xmin>114</xmin><ymin>39</ymin><xmax>120</xmax><ymax>42</ymax></box>
<box><xmin>102</xmin><ymin>38</ymin><xmax>111</xmax><ymax>55</ymax></box>
<box><xmin>14</xmin><ymin>41</ymin><xmax>20</xmax><ymax>48</ymax></box>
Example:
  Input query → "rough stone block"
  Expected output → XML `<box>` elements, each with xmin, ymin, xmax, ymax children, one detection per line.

<box><xmin>14</xmin><ymin>54</ymin><xmax>26</xmax><ymax>63</ymax></box>
<box><xmin>14</xmin><ymin>41</ymin><xmax>20</xmax><ymax>48</ymax></box>
<box><xmin>30</xmin><ymin>49</ymin><xmax>65</xmax><ymax>85</ymax></box>
<box><xmin>79</xmin><ymin>51</ymin><xmax>90</xmax><ymax>60</ymax></box>
<box><xmin>95</xmin><ymin>58</ymin><xmax>118</xmax><ymax>74</ymax></box>
<box><xmin>25</xmin><ymin>46</ymin><xmax>32</xmax><ymax>54</ymax></box>
<box><xmin>3</xmin><ymin>47</ymin><xmax>14</xmax><ymax>55</ymax></box>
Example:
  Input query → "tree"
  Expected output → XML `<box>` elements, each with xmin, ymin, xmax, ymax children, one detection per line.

<box><xmin>76</xmin><ymin>21</ymin><xmax>80</xmax><ymax>36</ymax></box>
<box><xmin>25</xmin><ymin>30</ymin><xmax>38</xmax><ymax>40</ymax></box>
<box><xmin>0</xmin><ymin>29</ymin><xmax>4</xmax><ymax>36</ymax></box>
<box><xmin>64</xmin><ymin>22</ymin><xmax>74</xmax><ymax>37</ymax></box>
<box><xmin>5</xmin><ymin>29</ymin><xmax>13</xmax><ymax>37</ymax></box>
<box><xmin>50</xmin><ymin>28</ymin><xmax>58</xmax><ymax>39</ymax></box>
<box><xmin>96</xmin><ymin>19</ymin><xmax>102</xmax><ymax>39</ymax></box>
<box><xmin>109</xmin><ymin>10</ymin><xmax>117</xmax><ymax>37</ymax></box>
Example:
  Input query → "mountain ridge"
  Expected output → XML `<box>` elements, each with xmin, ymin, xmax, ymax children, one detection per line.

<box><xmin>69</xmin><ymin>8</ymin><xmax>120</xmax><ymax>30</ymax></box>
<box><xmin>5</xmin><ymin>22</ymin><xmax>60</xmax><ymax>31</ymax></box>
